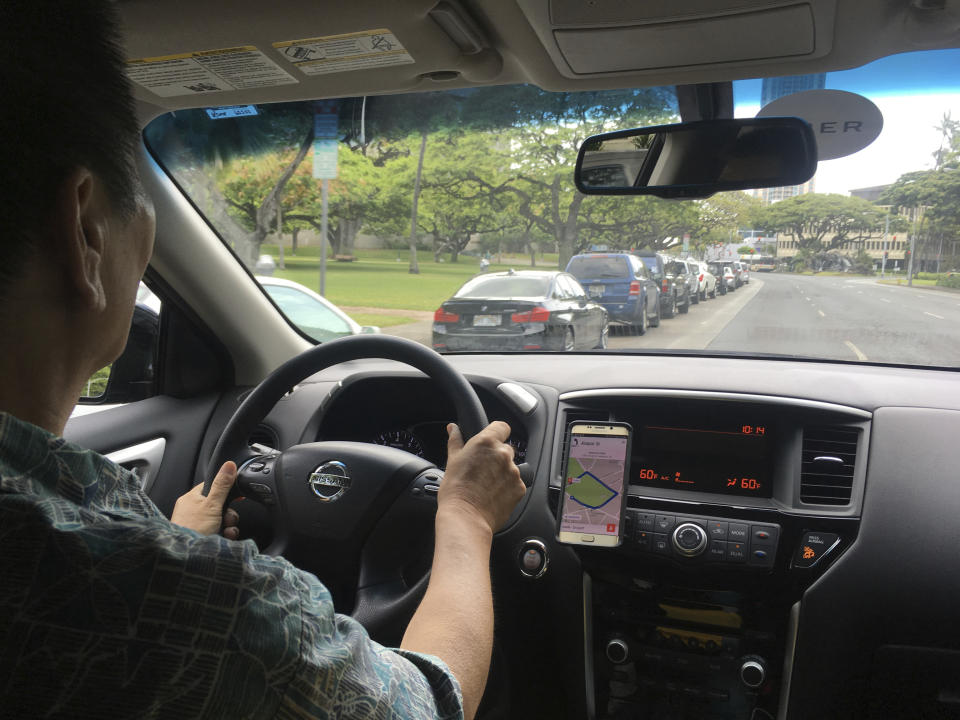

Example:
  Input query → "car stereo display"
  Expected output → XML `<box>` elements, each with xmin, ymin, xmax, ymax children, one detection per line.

<box><xmin>633</xmin><ymin>422</ymin><xmax>772</xmax><ymax>497</ymax></box>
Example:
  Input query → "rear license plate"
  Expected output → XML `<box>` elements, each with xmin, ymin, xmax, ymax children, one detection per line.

<box><xmin>588</xmin><ymin>285</ymin><xmax>604</xmax><ymax>298</ymax></box>
<box><xmin>473</xmin><ymin>314</ymin><xmax>501</xmax><ymax>327</ymax></box>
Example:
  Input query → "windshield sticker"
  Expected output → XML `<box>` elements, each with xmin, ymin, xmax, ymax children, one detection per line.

<box><xmin>205</xmin><ymin>105</ymin><xmax>259</xmax><ymax>120</ymax></box>
<box><xmin>757</xmin><ymin>89</ymin><xmax>883</xmax><ymax>161</ymax></box>
<box><xmin>273</xmin><ymin>30</ymin><xmax>414</xmax><ymax>76</ymax></box>
<box><xmin>127</xmin><ymin>47</ymin><xmax>298</xmax><ymax>98</ymax></box>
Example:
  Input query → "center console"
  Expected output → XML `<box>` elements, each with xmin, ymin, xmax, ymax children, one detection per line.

<box><xmin>551</xmin><ymin>390</ymin><xmax>870</xmax><ymax>720</ymax></box>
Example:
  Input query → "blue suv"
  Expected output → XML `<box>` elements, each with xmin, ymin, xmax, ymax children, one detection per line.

<box><xmin>565</xmin><ymin>253</ymin><xmax>660</xmax><ymax>334</ymax></box>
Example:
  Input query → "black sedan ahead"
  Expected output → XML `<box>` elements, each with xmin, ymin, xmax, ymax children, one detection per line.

<box><xmin>432</xmin><ymin>270</ymin><xmax>608</xmax><ymax>352</ymax></box>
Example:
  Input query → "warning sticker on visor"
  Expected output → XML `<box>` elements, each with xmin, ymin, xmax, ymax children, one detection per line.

<box><xmin>274</xmin><ymin>29</ymin><xmax>413</xmax><ymax>76</ymax></box>
<box><xmin>127</xmin><ymin>46</ymin><xmax>298</xmax><ymax>98</ymax></box>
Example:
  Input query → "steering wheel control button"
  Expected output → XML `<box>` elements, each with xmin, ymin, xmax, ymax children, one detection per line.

<box><xmin>247</xmin><ymin>461</ymin><xmax>265</xmax><ymax>472</ymax></box>
<box><xmin>518</xmin><ymin>539</ymin><xmax>548</xmax><ymax>578</ymax></box>
<box><xmin>793</xmin><ymin>531</ymin><xmax>840</xmax><ymax>568</ymax></box>
<box><xmin>707</xmin><ymin>521</ymin><xmax>728</xmax><ymax>540</ymax></box>
<box><xmin>307</xmin><ymin>461</ymin><xmax>352</xmax><ymax>502</ymax></box>
<box><xmin>672</xmin><ymin>523</ymin><xmax>707</xmax><ymax>557</ymax></box>
<box><xmin>424</xmin><ymin>483</ymin><xmax>440</xmax><ymax>494</ymax></box>
<box><xmin>654</xmin><ymin>515</ymin><xmax>675</xmax><ymax>532</ymax></box>
<box><xmin>728</xmin><ymin>523</ymin><xmax>749</xmax><ymax>542</ymax></box>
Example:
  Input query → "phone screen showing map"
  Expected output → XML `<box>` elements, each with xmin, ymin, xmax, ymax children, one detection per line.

<box><xmin>558</xmin><ymin>424</ymin><xmax>631</xmax><ymax>546</ymax></box>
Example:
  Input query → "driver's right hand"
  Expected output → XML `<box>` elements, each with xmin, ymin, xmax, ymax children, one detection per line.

<box><xmin>440</xmin><ymin>422</ymin><xmax>526</xmax><ymax>533</ymax></box>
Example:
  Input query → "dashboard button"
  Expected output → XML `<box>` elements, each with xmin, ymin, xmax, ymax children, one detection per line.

<box><xmin>726</xmin><ymin>541</ymin><xmax>747</xmax><ymax>563</ymax></box>
<box><xmin>655</xmin><ymin>515</ymin><xmax>675</xmax><ymax>532</ymax></box>
<box><xmin>707</xmin><ymin>521</ymin><xmax>728</xmax><ymax>540</ymax></box>
<box><xmin>794</xmin><ymin>532</ymin><xmax>840</xmax><ymax>568</ymax></box>
<box><xmin>580</xmin><ymin>535</ymin><xmax>595</xmax><ymax>543</ymax></box>
<box><xmin>728</xmin><ymin>523</ymin><xmax>749</xmax><ymax>542</ymax></box>
<box><xmin>637</xmin><ymin>513</ymin><xmax>656</xmax><ymax>532</ymax></box>
<box><xmin>707</xmin><ymin>540</ymin><xmax>727</xmax><ymax>561</ymax></box>
<box><xmin>751</xmin><ymin>525</ymin><xmax>778</xmax><ymax>546</ymax></box>
<box><xmin>635</xmin><ymin>530</ymin><xmax>652</xmax><ymax>552</ymax></box>
<box><xmin>652</xmin><ymin>533</ymin><xmax>671</xmax><ymax>555</ymax></box>
<box><xmin>748</xmin><ymin>548</ymin><xmax>774</xmax><ymax>568</ymax></box>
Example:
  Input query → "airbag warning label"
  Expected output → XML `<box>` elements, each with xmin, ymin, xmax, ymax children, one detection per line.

<box><xmin>274</xmin><ymin>29</ymin><xmax>413</xmax><ymax>76</ymax></box>
<box><xmin>127</xmin><ymin>46</ymin><xmax>297</xmax><ymax>97</ymax></box>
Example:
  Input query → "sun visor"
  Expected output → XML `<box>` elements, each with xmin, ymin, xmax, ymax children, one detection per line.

<box><xmin>518</xmin><ymin>0</ymin><xmax>835</xmax><ymax>78</ymax></box>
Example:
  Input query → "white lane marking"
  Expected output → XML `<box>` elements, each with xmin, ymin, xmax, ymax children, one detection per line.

<box><xmin>805</xmin><ymin>296</ymin><xmax>811</xmax><ymax>301</ymax></box>
<box><xmin>880</xmin><ymin>298</ymin><xmax>891</xmax><ymax>303</ymax></box>
<box><xmin>700</xmin><ymin>321</ymin><xmax>708</xmax><ymax>325</ymax></box>
<box><xmin>857</xmin><ymin>291</ymin><xmax>863</xmax><ymax>295</ymax></box>
<box><xmin>925</xmin><ymin>311</ymin><xmax>944</xmax><ymax>319</ymax></box>
<box><xmin>844</xmin><ymin>340</ymin><xmax>868</xmax><ymax>361</ymax></box>
<box><xmin>817</xmin><ymin>309</ymin><xmax>826</xmax><ymax>318</ymax></box>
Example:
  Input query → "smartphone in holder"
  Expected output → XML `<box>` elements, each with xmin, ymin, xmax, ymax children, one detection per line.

<box><xmin>557</xmin><ymin>422</ymin><xmax>632</xmax><ymax>547</ymax></box>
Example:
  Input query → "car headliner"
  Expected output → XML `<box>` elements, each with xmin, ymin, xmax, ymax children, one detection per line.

<box><xmin>118</xmin><ymin>0</ymin><xmax>960</xmax><ymax>122</ymax></box>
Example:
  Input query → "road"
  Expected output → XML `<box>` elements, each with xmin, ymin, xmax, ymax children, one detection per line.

<box><xmin>377</xmin><ymin>274</ymin><xmax>960</xmax><ymax>366</ymax></box>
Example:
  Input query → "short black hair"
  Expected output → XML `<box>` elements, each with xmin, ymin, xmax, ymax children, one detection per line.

<box><xmin>0</xmin><ymin>0</ymin><xmax>141</xmax><ymax>291</ymax></box>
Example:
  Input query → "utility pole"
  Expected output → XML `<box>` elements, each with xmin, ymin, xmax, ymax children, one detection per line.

<box><xmin>907</xmin><ymin>207</ymin><xmax>918</xmax><ymax>287</ymax></box>
<box><xmin>881</xmin><ymin>213</ymin><xmax>889</xmax><ymax>278</ymax></box>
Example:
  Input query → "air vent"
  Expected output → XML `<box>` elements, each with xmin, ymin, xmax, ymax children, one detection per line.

<box><xmin>248</xmin><ymin>424</ymin><xmax>279</xmax><ymax>451</ymax></box>
<box><xmin>557</xmin><ymin>408</ymin><xmax>609</xmax><ymax>479</ymax></box>
<box><xmin>800</xmin><ymin>426</ymin><xmax>859</xmax><ymax>505</ymax></box>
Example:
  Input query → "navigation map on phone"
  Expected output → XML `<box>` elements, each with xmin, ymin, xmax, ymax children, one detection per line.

<box><xmin>560</xmin><ymin>433</ymin><xmax>628</xmax><ymax>537</ymax></box>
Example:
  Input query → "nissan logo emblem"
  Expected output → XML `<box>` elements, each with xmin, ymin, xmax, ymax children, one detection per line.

<box><xmin>308</xmin><ymin>461</ymin><xmax>351</xmax><ymax>502</ymax></box>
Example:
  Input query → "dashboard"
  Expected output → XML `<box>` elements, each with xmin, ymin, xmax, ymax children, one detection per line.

<box><xmin>172</xmin><ymin>353</ymin><xmax>960</xmax><ymax>720</ymax></box>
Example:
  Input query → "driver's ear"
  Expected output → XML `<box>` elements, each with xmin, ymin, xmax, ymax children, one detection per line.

<box><xmin>51</xmin><ymin>167</ymin><xmax>108</xmax><ymax>311</ymax></box>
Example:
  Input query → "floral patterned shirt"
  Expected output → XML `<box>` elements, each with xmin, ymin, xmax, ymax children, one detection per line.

<box><xmin>0</xmin><ymin>412</ymin><xmax>462</xmax><ymax>719</ymax></box>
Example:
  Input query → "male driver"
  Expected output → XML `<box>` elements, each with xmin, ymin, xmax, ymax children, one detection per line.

<box><xmin>0</xmin><ymin>2</ymin><xmax>526</xmax><ymax>718</ymax></box>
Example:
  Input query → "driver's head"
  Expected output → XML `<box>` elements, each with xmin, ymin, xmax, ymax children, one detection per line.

<box><xmin>0</xmin><ymin>0</ymin><xmax>155</xmax><ymax>372</ymax></box>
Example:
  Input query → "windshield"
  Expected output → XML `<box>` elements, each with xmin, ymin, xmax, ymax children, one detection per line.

<box><xmin>144</xmin><ymin>48</ymin><xmax>960</xmax><ymax>367</ymax></box>
<box><xmin>453</xmin><ymin>275</ymin><xmax>550</xmax><ymax>299</ymax></box>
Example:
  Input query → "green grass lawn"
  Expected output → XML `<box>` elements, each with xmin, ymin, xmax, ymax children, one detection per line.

<box><xmin>349</xmin><ymin>313</ymin><xmax>417</xmax><ymax>327</ymax></box>
<box><xmin>264</xmin><ymin>246</ymin><xmax>553</xmax><ymax>311</ymax></box>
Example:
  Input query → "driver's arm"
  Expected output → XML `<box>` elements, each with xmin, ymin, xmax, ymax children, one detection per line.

<box><xmin>400</xmin><ymin>421</ymin><xmax>526</xmax><ymax>720</ymax></box>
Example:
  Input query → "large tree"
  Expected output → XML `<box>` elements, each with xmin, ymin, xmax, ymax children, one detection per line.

<box><xmin>757</xmin><ymin>193</ymin><xmax>889</xmax><ymax>266</ymax></box>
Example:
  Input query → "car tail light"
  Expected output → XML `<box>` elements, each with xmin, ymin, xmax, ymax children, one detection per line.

<box><xmin>511</xmin><ymin>306</ymin><xmax>551</xmax><ymax>323</ymax></box>
<box><xmin>629</xmin><ymin>281</ymin><xmax>641</xmax><ymax>296</ymax></box>
<box><xmin>699</xmin><ymin>273</ymin><xmax>704</xmax><ymax>282</ymax></box>
<box><xmin>662</xmin><ymin>281</ymin><xmax>669</xmax><ymax>293</ymax></box>
<box><xmin>434</xmin><ymin>308</ymin><xmax>459</xmax><ymax>323</ymax></box>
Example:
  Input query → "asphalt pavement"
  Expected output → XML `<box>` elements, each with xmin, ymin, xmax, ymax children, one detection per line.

<box><xmin>376</xmin><ymin>274</ymin><xmax>960</xmax><ymax>367</ymax></box>
<box><xmin>707</xmin><ymin>274</ymin><xmax>960</xmax><ymax>365</ymax></box>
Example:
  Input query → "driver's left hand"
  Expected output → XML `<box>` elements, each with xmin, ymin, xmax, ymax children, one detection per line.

<box><xmin>171</xmin><ymin>461</ymin><xmax>240</xmax><ymax>539</ymax></box>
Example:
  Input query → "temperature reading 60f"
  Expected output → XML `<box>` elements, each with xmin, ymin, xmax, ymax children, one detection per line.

<box><xmin>727</xmin><ymin>477</ymin><xmax>762</xmax><ymax>491</ymax></box>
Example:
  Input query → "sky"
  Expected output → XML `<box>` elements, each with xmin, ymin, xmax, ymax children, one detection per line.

<box><xmin>733</xmin><ymin>49</ymin><xmax>960</xmax><ymax>196</ymax></box>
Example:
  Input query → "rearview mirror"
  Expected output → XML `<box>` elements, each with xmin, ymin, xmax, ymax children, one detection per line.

<box><xmin>575</xmin><ymin>118</ymin><xmax>817</xmax><ymax>199</ymax></box>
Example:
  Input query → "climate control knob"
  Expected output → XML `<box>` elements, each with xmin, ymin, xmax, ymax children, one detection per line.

<box><xmin>605</xmin><ymin>638</ymin><xmax>630</xmax><ymax>665</ymax></box>
<box><xmin>672</xmin><ymin>522</ymin><xmax>708</xmax><ymax>557</ymax></box>
<box><xmin>739</xmin><ymin>656</ymin><xmax>767</xmax><ymax>688</ymax></box>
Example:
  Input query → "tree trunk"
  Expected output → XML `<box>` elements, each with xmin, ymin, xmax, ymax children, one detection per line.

<box><xmin>450</xmin><ymin>240</ymin><xmax>460</xmax><ymax>263</ymax></box>
<box><xmin>291</xmin><ymin>227</ymin><xmax>299</xmax><ymax>255</ymax></box>
<box><xmin>408</xmin><ymin>131</ymin><xmax>427</xmax><ymax>274</ymax></box>
<box><xmin>253</xmin><ymin>124</ymin><xmax>315</xmax><ymax>263</ymax></box>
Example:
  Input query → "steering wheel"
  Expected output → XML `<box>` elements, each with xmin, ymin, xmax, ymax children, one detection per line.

<box><xmin>201</xmin><ymin>334</ymin><xmax>488</xmax><ymax>641</ymax></box>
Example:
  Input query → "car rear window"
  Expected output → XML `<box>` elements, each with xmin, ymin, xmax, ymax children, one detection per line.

<box><xmin>666</xmin><ymin>261</ymin><xmax>687</xmax><ymax>275</ymax></box>
<box><xmin>454</xmin><ymin>276</ymin><xmax>551</xmax><ymax>299</ymax></box>
<box><xmin>567</xmin><ymin>256</ymin><xmax>629</xmax><ymax>279</ymax></box>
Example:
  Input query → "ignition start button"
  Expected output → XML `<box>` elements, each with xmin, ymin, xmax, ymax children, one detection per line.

<box><xmin>517</xmin><ymin>539</ymin><xmax>548</xmax><ymax>578</ymax></box>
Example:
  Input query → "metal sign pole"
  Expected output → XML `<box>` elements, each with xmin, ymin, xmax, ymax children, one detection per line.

<box><xmin>881</xmin><ymin>213</ymin><xmax>889</xmax><ymax>278</ymax></box>
<box><xmin>320</xmin><ymin>178</ymin><xmax>328</xmax><ymax>296</ymax></box>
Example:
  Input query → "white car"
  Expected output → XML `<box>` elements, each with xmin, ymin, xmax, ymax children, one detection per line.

<box><xmin>692</xmin><ymin>260</ymin><xmax>718</xmax><ymax>300</ymax></box>
<box><xmin>256</xmin><ymin>276</ymin><xmax>379</xmax><ymax>343</ymax></box>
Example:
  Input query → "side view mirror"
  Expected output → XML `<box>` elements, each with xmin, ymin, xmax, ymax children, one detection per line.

<box><xmin>575</xmin><ymin>117</ymin><xmax>817</xmax><ymax>199</ymax></box>
<box><xmin>360</xmin><ymin>325</ymin><xmax>381</xmax><ymax>334</ymax></box>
